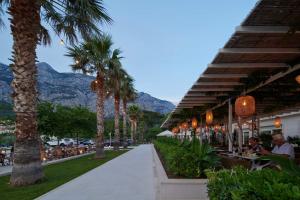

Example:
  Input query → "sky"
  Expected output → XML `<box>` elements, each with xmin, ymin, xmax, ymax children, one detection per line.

<box><xmin>0</xmin><ymin>0</ymin><xmax>257</xmax><ymax>104</ymax></box>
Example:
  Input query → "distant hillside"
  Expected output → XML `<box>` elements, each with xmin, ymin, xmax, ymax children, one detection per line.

<box><xmin>0</xmin><ymin>62</ymin><xmax>175</xmax><ymax>117</ymax></box>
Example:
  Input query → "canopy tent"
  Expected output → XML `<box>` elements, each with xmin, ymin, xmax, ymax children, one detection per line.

<box><xmin>157</xmin><ymin>130</ymin><xmax>173</xmax><ymax>137</ymax></box>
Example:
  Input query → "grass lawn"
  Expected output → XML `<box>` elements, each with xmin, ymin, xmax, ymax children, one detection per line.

<box><xmin>0</xmin><ymin>150</ymin><xmax>127</xmax><ymax>200</ymax></box>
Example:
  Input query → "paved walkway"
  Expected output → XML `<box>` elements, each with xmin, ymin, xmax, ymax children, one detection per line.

<box><xmin>37</xmin><ymin>145</ymin><xmax>156</xmax><ymax>200</ymax></box>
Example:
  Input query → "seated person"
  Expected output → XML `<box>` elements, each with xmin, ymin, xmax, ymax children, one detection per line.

<box><xmin>260</xmin><ymin>133</ymin><xmax>295</xmax><ymax>159</ymax></box>
<box><xmin>248</xmin><ymin>137</ymin><xmax>262</xmax><ymax>154</ymax></box>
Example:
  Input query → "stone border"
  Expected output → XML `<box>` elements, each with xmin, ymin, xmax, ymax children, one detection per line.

<box><xmin>0</xmin><ymin>152</ymin><xmax>95</xmax><ymax>177</ymax></box>
<box><xmin>151</xmin><ymin>145</ymin><xmax>209</xmax><ymax>200</ymax></box>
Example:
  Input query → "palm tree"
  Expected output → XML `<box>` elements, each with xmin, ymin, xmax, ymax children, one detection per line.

<box><xmin>120</xmin><ymin>75</ymin><xmax>137</xmax><ymax>148</ymax></box>
<box><xmin>127</xmin><ymin>105</ymin><xmax>141</xmax><ymax>144</ymax></box>
<box><xmin>0</xmin><ymin>0</ymin><xmax>111</xmax><ymax>186</ymax></box>
<box><xmin>107</xmin><ymin>49</ymin><xmax>126</xmax><ymax>150</ymax></box>
<box><xmin>66</xmin><ymin>35</ymin><xmax>113</xmax><ymax>159</ymax></box>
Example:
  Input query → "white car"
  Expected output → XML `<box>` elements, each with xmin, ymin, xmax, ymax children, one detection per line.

<box><xmin>46</xmin><ymin>138</ymin><xmax>75</xmax><ymax>146</ymax></box>
<box><xmin>59</xmin><ymin>138</ymin><xmax>75</xmax><ymax>146</ymax></box>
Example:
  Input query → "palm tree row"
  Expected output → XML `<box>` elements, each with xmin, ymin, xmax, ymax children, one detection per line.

<box><xmin>1</xmin><ymin>0</ymin><xmax>139</xmax><ymax>187</ymax></box>
<box><xmin>66</xmin><ymin>34</ymin><xmax>138</xmax><ymax>154</ymax></box>
<box><xmin>0</xmin><ymin>0</ymin><xmax>112</xmax><ymax>186</ymax></box>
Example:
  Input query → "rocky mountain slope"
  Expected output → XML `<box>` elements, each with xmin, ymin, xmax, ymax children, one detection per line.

<box><xmin>0</xmin><ymin>62</ymin><xmax>175</xmax><ymax>117</ymax></box>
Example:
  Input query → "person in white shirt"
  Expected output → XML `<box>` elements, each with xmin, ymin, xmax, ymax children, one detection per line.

<box><xmin>260</xmin><ymin>133</ymin><xmax>295</xmax><ymax>159</ymax></box>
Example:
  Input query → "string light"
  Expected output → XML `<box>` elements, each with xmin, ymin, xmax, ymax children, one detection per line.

<box><xmin>60</xmin><ymin>39</ymin><xmax>64</xmax><ymax>45</ymax></box>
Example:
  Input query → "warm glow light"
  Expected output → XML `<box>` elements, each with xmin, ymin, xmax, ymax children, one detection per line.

<box><xmin>235</xmin><ymin>95</ymin><xmax>256</xmax><ymax>118</ymax></box>
<box><xmin>182</xmin><ymin>122</ymin><xmax>189</xmax><ymax>130</ymax></box>
<box><xmin>192</xmin><ymin>117</ymin><xmax>198</xmax><ymax>129</ymax></box>
<box><xmin>274</xmin><ymin>117</ymin><xmax>282</xmax><ymax>128</ymax></box>
<box><xmin>75</xmin><ymin>60</ymin><xmax>79</xmax><ymax>64</ymax></box>
<box><xmin>172</xmin><ymin>127</ymin><xmax>179</xmax><ymax>134</ymax></box>
<box><xmin>296</xmin><ymin>75</ymin><xmax>300</xmax><ymax>84</ymax></box>
<box><xmin>79</xmin><ymin>150</ymin><xmax>83</xmax><ymax>154</ymax></box>
<box><xmin>206</xmin><ymin>110</ymin><xmax>213</xmax><ymax>125</ymax></box>
<box><xmin>43</xmin><ymin>157</ymin><xmax>46</xmax><ymax>161</ymax></box>
<box><xmin>95</xmin><ymin>80</ymin><xmax>98</xmax><ymax>84</ymax></box>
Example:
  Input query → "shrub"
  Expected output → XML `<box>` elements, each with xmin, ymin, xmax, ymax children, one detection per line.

<box><xmin>154</xmin><ymin>137</ymin><xmax>219</xmax><ymax>178</ymax></box>
<box><xmin>206</xmin><ymin>167</ymin><xmax>300</xmax><ymax>200</ymax></box>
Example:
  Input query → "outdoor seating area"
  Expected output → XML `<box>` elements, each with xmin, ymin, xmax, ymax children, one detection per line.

<box><xmin>162</xmin><ymin>0</ymin><xmax>300</xmax><ymax>165</ymax></box>
<box><xmin>0</xmin><ymin>144</ymin><xmax>95</xmax><ymax>167</ymax></box>
<box><xmin>40</xmin><ymin>145</ymin><xmax>95</xmax><ymax>162</ymax></box>
<box><xmin>159</xmin><ymin>1</ymin><xmax>300</xmax><ymax>198</ymax></box>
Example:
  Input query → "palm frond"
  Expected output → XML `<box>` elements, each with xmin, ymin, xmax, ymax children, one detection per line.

<box><xmin>38</xmin><ymin>25</ymin><xmax>52</xmax><ymax>46</ymax></box>
<box><xmin>41</xmin><ymin>0</ymin><xmax>112</xmax><ymax>45</ymax></box>
<box><xmin>0</xmin><ymin>0</ymin><xmax>9</xmax><ymax>30</ymax></box>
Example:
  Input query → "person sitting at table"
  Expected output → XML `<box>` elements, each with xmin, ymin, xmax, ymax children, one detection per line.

<box><xmin>248</xmin><ymin>137</ymin><xmax>262</xmax><ymax>154</ymax></box>
<box><xmin>260</xmin><ymin>133</ymin><xmax>295</xmax><ymax>159</ymax></box>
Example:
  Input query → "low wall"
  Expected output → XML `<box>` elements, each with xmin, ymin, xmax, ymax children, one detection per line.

<box><xmin>151</xmin><ymin>145</ymin><xmax>209</xmax><ymax>200</ymax></box>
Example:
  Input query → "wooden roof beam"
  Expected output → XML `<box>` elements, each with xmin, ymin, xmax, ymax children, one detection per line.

<box><xmin>200</xmin><ymin>74</ymin><xmax>248</xmax><ymax>78</ymax></box>
<box><xmin>235</xmin><ymin>26</ymin><xmax>300</xmax><ymax>34</ymax></box>
<box><xmin>190</xmin><ymin>88</ymin><xmax>235</xmax><ymax>92</ymax></box>
<box><xmin>195</xmin><ymin>82</ymin><xmax>243</xmax><ymax>86</ymax></box>
<box><xmin>207</xmin><ymin>63</ymin><xmax>289</xmax><ymax>69</ymax></box>
<box><xmin>184</xmin><ymin>96</ymin><xmax>217</xmax><ymax>100</ymax></box>
<box><xmin>219</xmin><ymin>48</ymin><xmax>300</xmax><ymax>54</ymax></box>
<box><xmin>185</xmin><ymin>93</ymin><xmax>229</xmax><ymax>97</ymax></box>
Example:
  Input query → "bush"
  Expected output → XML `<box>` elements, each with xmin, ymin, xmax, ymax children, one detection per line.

<box><xmin>206</xmin><ymin>167</ymin><xmax>300</xmax><ymax>200</ymax></box>
<box><xmin>154</xmin><ymin>137</ymin><xmax>219</xmax><ymax>178</ymax></box>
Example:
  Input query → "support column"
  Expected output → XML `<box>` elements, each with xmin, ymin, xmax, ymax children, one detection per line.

<box><xmin>237</xmin><ymin>117</ymin><xmax>243</xmax><ymax>154</ymax></box>
<box><xmin>228</xmin><ymin>100</ymin><xmax>233</xmax><ymax>152</ymax></box>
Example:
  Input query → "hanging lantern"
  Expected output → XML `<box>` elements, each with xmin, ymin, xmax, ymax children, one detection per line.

<box><xmin>172</xmin><ymin>127</ymin><xmax>179</xmax><ymax>134</ymax></box>
<box><xmin>235</xmin><ymin>95</ymin><xmax>256</xmax><ymax>118</ymax></box>
<box><xmin>178</xmin><ymin>124</ymin><xmax>182</xmax><ymax>132</ymax></box>
<box><xmin>206</xmin><ymin>110</ymin><xmax>213</xmax><ymax>125</ymax></box>
<box><xmin>191</xmin><ymin>117</ymin><xmax>198</xmax><ymax>129</ymax></box>
<box><xmin>182</xmin><ymin>122</ymin><xmax>189</xmax><ymax>130</ymax></box>
<box><xmin>296</xmin><ymin>75</ymin><xmax>300</xmax><ymax>84</ymax></box>
<box><xmin>274</xmin><ymin>117</ymin><xmax>282</xmax><ymax>128</ymax></box>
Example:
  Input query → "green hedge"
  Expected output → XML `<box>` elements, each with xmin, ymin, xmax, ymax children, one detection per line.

<box><xmin>206</xmin><ymin>167</ymin><xmax>300</xmax><ymax>200</ymax></box>
<box><xmin>154</xmin><ymin>137</ymin><xmax>219</xmax><ymax>178</ymax></box>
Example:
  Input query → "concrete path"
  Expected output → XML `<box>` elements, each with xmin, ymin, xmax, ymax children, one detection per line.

<box><xmin>37</xmin><ymin>145</ymin><xmax>156</xmax><ymax>200</ymax></box>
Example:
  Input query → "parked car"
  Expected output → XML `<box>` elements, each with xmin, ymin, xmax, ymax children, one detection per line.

<box><xmin>46</xmin><ymin>140</ymin><xmax>59</xmax><ymax>146</ymax></box>
<box><xmin>80</xmin><ymin>139</ymin><xmax>95</xmax><ymax>145</ymax></box>
<box><xmin>46</xmin><ymin>138</ymin><xmax>75</xmax><ymax>146</ymax></box>
<box><xmin>59</xmin><ymin>138</ymin><xmax>75</xmax><ymax>146</ymax></box>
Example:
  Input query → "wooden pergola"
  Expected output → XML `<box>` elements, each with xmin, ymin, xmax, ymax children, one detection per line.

<box><xmin>162</xmin><ymin>0</ymin><xmax>300</xmax><ymax>151</ymax></box>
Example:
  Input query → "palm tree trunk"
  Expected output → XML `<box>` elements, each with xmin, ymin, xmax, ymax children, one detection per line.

<box><xmin>122</xmin><ymin>100</ymin><xmax>127</xmax><ymax>148</ymax></box>
<box><xmin>134</xmin><ymin>120</ymin><xmax>137</xmax><ymax>144</ymax></box>
<box><xmin>130</xmin><ymin>119</ymin><xmax>134</xmax><ymax>143</ymax></box>
<box><xmin>113</xmin><ymin>94</ymin><xmax>120</xmax><ymax>150</ymax></box>
<box><xmin>9</xmin><ymin>0</ymin><xmax>44</xmax><ymax>186</ymax></box>
<box><xmin>95</xmin><ymin>74</ymin><xmax>105</xmax><ymax>159</ymax></box>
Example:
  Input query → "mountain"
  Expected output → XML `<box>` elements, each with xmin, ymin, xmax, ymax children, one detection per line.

<box><xmin>0</xmin><ymin>62</ymin><xmax>175</xmax><ymax>117</ymax></box>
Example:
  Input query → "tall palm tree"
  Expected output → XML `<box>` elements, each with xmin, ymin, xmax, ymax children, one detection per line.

<box><xmin>127</xmin><ymin>105</ymin><xmax>141</xmax><ymax>144</ymax></box>
<box><xmin>66</xmin><ymin>34</ymin><xmax>113</xmax><ymax>159</ymax></box>
<box><xmin>120</xmin><ymin>75</ymin><xmax>137</xmax><ymax>148</ymax></box>
<box><xmin>107</xmin><ymin>49</ymin><xmax>126</xmax><ymax>150</ymax></box>
<box><xmin>0</xmin><ymin>0</ymin><xmax>111</xmax><ymax>186</ymax></box>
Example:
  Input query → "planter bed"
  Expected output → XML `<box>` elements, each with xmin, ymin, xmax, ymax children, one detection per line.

<box><xmin>151</xmin><ymin>144</ymin><xmax>208</xmax><ymax>200</ymax></box>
